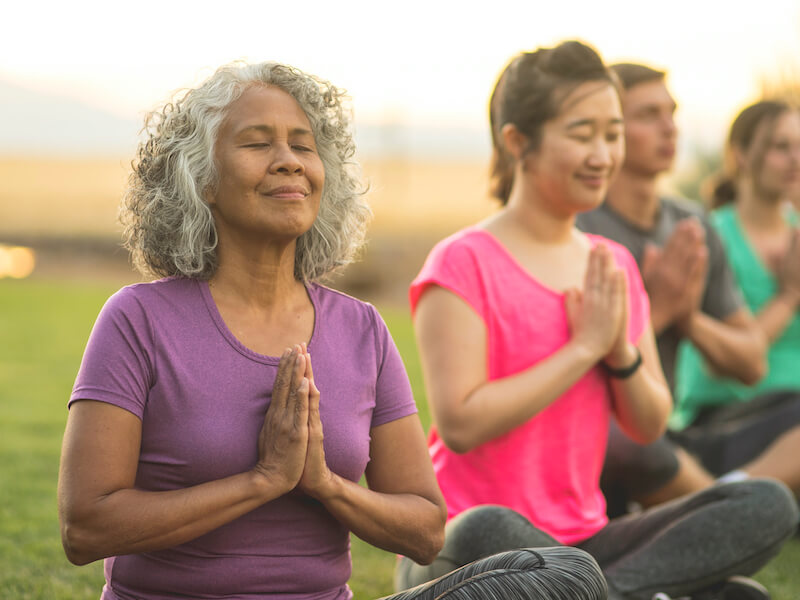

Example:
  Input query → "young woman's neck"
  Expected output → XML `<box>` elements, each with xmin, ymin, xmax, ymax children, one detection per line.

<box><xmin>500</xmin><ymin>186</ymin><xmax>575</xmax><ymax>245</ymax></box>
<box><xmin>606</xmin><ymin>168</ymin><xmax>661</xmax><ymax>229</ymax></box>
<box><xmin>735</xmin><ymin>176</ymin><xmax>786</xmax><ymax>231</ymax></box>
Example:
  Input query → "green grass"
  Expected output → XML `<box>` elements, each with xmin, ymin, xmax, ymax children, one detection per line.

<box><xmin>1</xmin><ymin>278</ymin><xmax>798</xmax><ymax>598</ymax></box>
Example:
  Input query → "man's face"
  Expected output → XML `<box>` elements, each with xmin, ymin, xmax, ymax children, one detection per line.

<box><xmin>620</xmin><ymin>80</ymin><xmax>677</xmax><ymax>177</ymax></box>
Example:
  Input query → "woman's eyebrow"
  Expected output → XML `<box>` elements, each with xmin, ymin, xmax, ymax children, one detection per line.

<box><xmin>237</xmin><ymin>124</ymin><xmax>314</xmax><ymax>136</ymax></box>
<box><xmin>565</xmin><ymin>117</ymin><xmax>623</xmax><ymax>129</ymax></box>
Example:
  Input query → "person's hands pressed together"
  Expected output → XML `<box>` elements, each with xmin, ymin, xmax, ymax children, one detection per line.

<box><xmin>641</xmin><ymin>218</ymin><xmax>708</xmax><ymax>332</ymax></box>
<box><xmin>253</xmin><ymin>346</ymin><xmax>311</xmax><ymax>495</ymax></box>
<box><xmin>297</xmin><ymin>344</ymin><xmax>335</xmax><ymax>500</ymax></box>
<box><xmin>565</xmin><ymin>244</ymin><xmax>627</xmax><ymax>362</ymax></box>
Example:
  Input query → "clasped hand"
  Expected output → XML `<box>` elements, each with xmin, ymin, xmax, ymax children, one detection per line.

<box><xmin>565</xmin><ymin>243</ymin><xmax>632</xmax><ymax>366</ymax></box>
<box><xmin>641</xmin><ymin>219</ymin><xmax>708</xmax><ymax>331</ymax></box>
<box><xmin>252</xmin><ymin>344</ymin><xmax>333</xmax><ymax>499</ymax></box>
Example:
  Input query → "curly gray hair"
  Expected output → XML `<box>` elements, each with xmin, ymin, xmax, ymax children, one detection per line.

<box><xmin>121</xmin><ymin>61</ymin><xmax>371</xmax><ymax>281</ymax></box>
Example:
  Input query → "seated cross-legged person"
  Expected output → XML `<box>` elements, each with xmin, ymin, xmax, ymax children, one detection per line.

<box><xmin>57</xmin><ymin>60</ymin><xmax>606</xmax><ymax>600</ymax></box>
<box><xmin>672</xmin><ymin>100</ymin><xmax>800</xmax><ymax>496</ymax></box>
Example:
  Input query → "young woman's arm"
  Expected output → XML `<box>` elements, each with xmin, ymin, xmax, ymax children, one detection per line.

<box><xmin>58</xmin><ymin>348</ymin><xmax>310</xmax><ymax>565</ymax></box>
<box><xmin>414</xmin><ymin>244</ymin><xmax>633</xmax><ymax>454</ymax></box>
<box><xmin>605</xmin><ymin>325</ymin><xmax>672</xmax><ymax>444</ymax></box>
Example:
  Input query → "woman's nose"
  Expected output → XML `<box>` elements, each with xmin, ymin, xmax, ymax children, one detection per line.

<box><xmin>270</xmin><ymin>144</ymin><xmax>304</xmax><ymax>174</ymax></box>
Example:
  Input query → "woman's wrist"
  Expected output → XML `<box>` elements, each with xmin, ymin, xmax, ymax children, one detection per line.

<box><xmin>602</xmin><ymin>344</ymin><xmax>642</xmax><ymax>378</ymax></box>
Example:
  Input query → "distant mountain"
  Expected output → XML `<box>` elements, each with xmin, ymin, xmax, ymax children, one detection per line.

<box><xmin>0</xmin><ymin>79</ymin><xmax>490</xmax><ymax>158</ymax></box>
<box><xmin>0</xmin><ymin>80</ymin><xmax>140</xmax><ymax>156</ymax></box>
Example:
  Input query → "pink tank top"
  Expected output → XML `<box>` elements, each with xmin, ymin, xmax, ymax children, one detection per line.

<box><xmin>410</xmin><ymin>228</ymin><xmax>650</xmax><ymax>543</ymax></box>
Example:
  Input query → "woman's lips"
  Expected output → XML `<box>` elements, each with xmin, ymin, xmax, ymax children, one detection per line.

<box><xmin>576</xmin><ymin>174</ymin><xmax>606</xmax><ymax>189</ymax></box>
<box><xmin>263</xmin><ymin>185</ymin><xmax>309</xmax><ymax>199</ymax></box>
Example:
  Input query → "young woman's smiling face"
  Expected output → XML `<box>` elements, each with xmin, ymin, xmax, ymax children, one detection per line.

<box><xmin>520</xmin><ymin>81</ymin><xmax>624</xmax><ymax>216</ymax></box>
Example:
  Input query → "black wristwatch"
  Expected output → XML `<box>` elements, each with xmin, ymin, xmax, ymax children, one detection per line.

<box><xmin>601</xmin><ymin>347</ymin><xmax>642</xmax><ymax>379</ymax></box>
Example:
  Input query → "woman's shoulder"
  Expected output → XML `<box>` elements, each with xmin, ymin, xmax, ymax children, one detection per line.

<box><xmin>308</xmin><ymin>282</ymin><xmax>381</xmax><ymax>322</ymax></box>
<box><xmin>308</xmin><ymin>283</ymin><xmax>394</xmax><ymax>352</ymax></box>
<box><xmin>423</xmin><ymin>226</ymin><xmax>499</xmax><ymax>267</ymax></box>
<box><xmin>107</xmin><ymin>276</ymin><xmax>195</xmax><ymax>306</ymax></box>
<box><xmin>99</xmin><ymin>277</ymin><xmax>199</xmax><ymax>324</ymax></box>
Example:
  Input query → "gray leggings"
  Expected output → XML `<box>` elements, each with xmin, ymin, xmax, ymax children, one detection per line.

<box><xmin>382</xmin><ymin>547</ymin><xmax>606</xmax><ymax>600</ymax></box>
<box><xmin>396</xmin><ymin>479</ymin><xmax>799</xmax><ymax>600</ymax></box>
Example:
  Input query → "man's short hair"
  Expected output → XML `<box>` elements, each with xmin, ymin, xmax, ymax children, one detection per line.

<box><xmin>610</xmin><ymin>63</ymin><xmax>666</xmax><ymax>90</ymax></box>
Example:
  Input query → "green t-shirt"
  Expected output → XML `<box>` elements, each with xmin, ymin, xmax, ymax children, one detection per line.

<box><xmin>671</xmin><ymin>204</ymin><xmax>800</xmax><ymax>429</ymax></box>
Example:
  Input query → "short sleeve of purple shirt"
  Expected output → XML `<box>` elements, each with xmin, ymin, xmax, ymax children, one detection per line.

<box><xmin>70</xmin><ymin>277</ymin><xmax>417</xmax><ymax>600</ymax></box>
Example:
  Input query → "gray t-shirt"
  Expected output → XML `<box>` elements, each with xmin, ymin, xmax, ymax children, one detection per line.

<box><xmin>576</xmin><ymin>197</ymin><xmax>743</xmax><ymax>389</ymax></box>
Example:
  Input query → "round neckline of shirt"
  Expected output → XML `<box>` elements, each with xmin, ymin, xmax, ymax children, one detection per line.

<box><xmin>197</xmin><ymin>279</ymin><xmax>318</xmax><ymax>365</ymax></box>
<box><xmin>468</xmin><ymin>227</ymin><xmax>601</xmax><ymax>299</ymax></box>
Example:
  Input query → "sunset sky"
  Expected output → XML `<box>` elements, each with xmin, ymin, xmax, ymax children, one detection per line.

<box><xmin>2</xmin><ymin>0</ymin><xmax>799</xmax><ymax>155</ymax></box>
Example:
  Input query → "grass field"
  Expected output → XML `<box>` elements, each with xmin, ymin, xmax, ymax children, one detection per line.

<box><xmin>1</xmin><ymin>278</ymin><xmax>798</xmax><ymax>598</ymax></box>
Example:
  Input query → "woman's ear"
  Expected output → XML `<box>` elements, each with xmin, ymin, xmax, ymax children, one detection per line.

<box><xmin>732</xmin><ymin>145</ymin><xmax>749</xmax><ymax>173</ymax></box>
<box><xmin>501</xmin><ymin>123</ymin><xmax>529</xmax><ymax>161</ymax></box>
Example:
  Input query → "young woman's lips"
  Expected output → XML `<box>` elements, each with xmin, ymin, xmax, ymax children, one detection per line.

<box><xmin>576</xmin><ymin>174</ymin><xmax>605</xmax><ymax>189</ymax></box>
<box><xmin>263</xmin><ymin>185</ymin><xmax>308</xmax><ymax>199</ymax></box>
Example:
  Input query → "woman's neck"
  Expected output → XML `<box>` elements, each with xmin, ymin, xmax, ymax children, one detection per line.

<box><xmin>736</xmin><ymin>177</ymin><xmax>786</xmax><ymax>232</ymax></box>
<box><xmin>209</xmin><ymin>237</ymin><xmax>304</xmax><ymax>313</ymax></box>
<box><xmin>498</xmin><ymin>186</ymin><xmax>575</xmax><ymax>245</ymax></box>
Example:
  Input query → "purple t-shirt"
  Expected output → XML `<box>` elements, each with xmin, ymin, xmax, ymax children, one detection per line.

<box><xmin>70</xmin><ymin>277</ymin><xmax>417</xmax><ymax>600</ymax></box>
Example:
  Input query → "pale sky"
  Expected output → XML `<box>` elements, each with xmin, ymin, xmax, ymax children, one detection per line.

<box><xmin>2</xmin><ymin>0</ymin><xmax>799</xmax><ymax>153</ymax></box>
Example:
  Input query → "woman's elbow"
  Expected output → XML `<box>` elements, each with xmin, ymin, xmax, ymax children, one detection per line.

<box><xmin>411</xmin><ymin>528</ymin><xmax>445</xmax><ymax>566</ymax></box>
<box><xmin>739</xmin><ymin>360</ymin><xmax>767</xmax><ymax>387</ymax></box>
<box><xmin>408</xmin><ymin>507</ymin><xmax>446</xmax><ymax>565</ymax></box>
<box><xmin>438</xmin><ymin>428</ymin><xmax>479</xmax><ymax>455</ymax></box>
<box><xmin>60</xmin><ymin>520</ymin><xmax>102</xmax><ymax>566</ymax></box>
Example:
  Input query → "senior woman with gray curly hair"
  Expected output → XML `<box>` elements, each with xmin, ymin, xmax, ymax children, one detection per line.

<box><xmin>57</xmin><ymin>61</ymin><xmax>607</xmax><ymax>600</ymax></box>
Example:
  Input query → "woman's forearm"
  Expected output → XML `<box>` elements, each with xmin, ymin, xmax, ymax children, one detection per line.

<box><xmin>59</xmin><ymin>469</ymin><xmax>287</xmax><ymax>565</ymax></box>
<box><xmin>310</xmin><ymin>475</ymin><xmax>445</xmax><ymax>565</ymax></box>
<box><xmin>608</xmin><ymin>361</ymin><xmax>671</xmax><ymax>444</ymax></box>
<box><xmin>756</xmin><ymin>291</ymin><xmax>800</xmax><ymax>344</ymax></box>
<box><xmin>436</xmin><ymin>340</ymin><xmax>600</xmax><ymax>453</ymax></box>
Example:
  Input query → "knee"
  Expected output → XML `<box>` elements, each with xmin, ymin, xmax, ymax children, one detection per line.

<box><xmin>720</xmin><ymin>478</ymin><xmax>799</xmax><ymax>538</ymax></box>
<box><xmin>444</xmin><ymin>505</ymin><xmax>559</xmax><ymax>560</ymax></box>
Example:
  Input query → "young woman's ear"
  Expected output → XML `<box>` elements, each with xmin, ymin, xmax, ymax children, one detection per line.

<box><xmin>732</xmin><ymin>145</ymin><xmax>749</xmax><ymax>173</ymax></box>
<box><xmin>501</xmin><ymin>123</ymin><xmax>529</xmax><ymax>161</ymax></box>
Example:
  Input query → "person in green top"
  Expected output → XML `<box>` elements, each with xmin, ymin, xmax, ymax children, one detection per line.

<box><xmin>673</xmin><ymin>100</ymin><xmax>800</xmax><ymax>497</ymax></box>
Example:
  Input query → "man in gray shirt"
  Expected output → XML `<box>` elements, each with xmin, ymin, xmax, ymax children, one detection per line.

<box><xmin>577</xmin><ymin>63</ymin><xmax>767</xmax><ymax>512</ymax></box>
